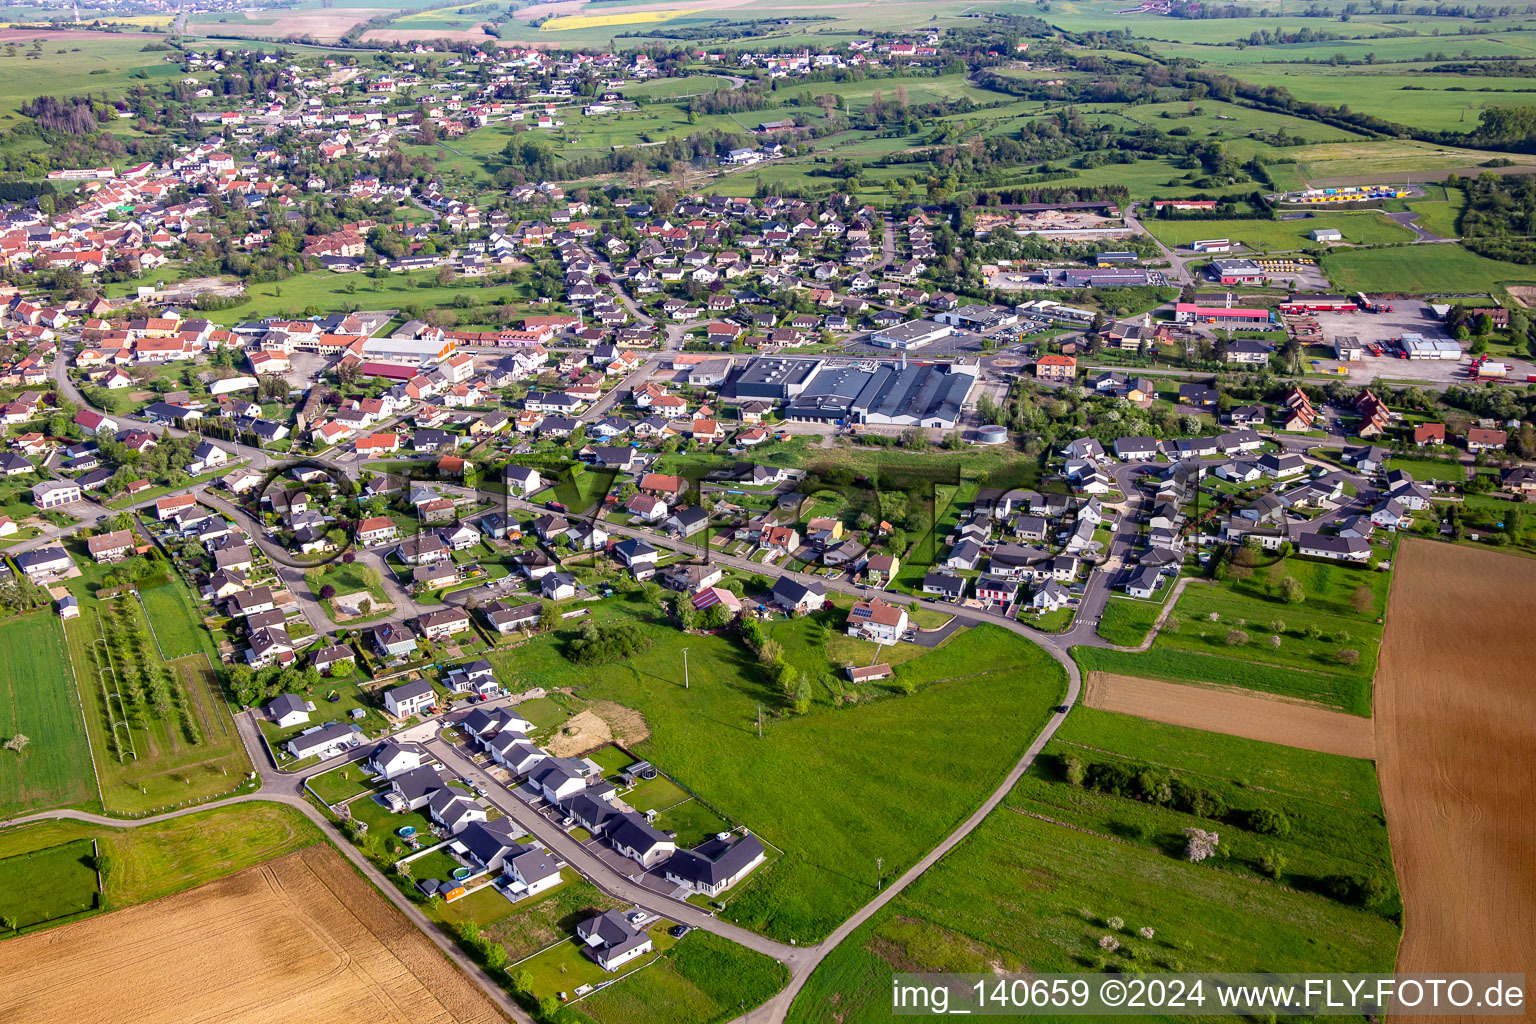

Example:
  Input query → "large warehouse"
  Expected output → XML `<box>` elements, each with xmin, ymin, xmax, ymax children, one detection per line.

<box><xmin>727</xmin><ymin>357</ymin><xmax>825</xmax><ymax>403</ymax></box>
<box><xmin>1173</xmin><ymin>303</ymin><xmax>1273</xmax><ymax>328</ymax></box>
<box><xmin>1399</xmin><ymin>333</ymin><xmax>1462</xmax><ymax>360</ymax></box>
<box><xmin>783</xmin><ymin>361</ymin><xmax>978</xmax><ymax>428</ymax></box>
<box><xmin>870</xmin><ymin>319</ymin><xmax>954</xmax><ymax>351</ymax></box>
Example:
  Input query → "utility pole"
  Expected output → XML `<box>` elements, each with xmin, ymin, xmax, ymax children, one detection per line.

<box><xmin>876</xmin><ymin>856</ymin><xmax>884</xmax><ymax>889</ymax></box>
<box><xmin>682</xmin><ymin>647</ymin><xmax>690</xmax><ymax>690</ymax></box>
<box><xmin>757</xmin><ymin>703</ymin><xmax>762</xmax><ymax>739</ymax></box>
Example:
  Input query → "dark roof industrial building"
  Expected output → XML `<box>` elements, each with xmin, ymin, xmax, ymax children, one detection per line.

<box><xmin>782</xmin><ymin>361</ymin><xmax>977</xmax><ymax>428</ymax></box>
<box><xmin>728</xmin><ymin>356</ymin><xmax>824</xmax><ymax>403</ymax></box>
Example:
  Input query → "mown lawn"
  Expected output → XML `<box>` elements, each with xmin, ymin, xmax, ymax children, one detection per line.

<box><xmin>0</xmin><ymin>839</ymin><xmax>99</xmax><ymax>932</ymax></box>
<box><xmin>1096</xmin><ymin>595</ymin><xmax>1165</xmax><ymax>647</ymax></box>
<box><xmin>1325</xmin><ymin>242</ymin><xmax>1536</xmax><ymax>293</ymax></box>
<box><xmin>1383</xmin><ymin>457</ymin><xmax>1465</xmax><ymax>482</ymax></box>
<box><xmin>0</xmin><ymin>612</ymin><xmax>97</xmax><ymax>817</ymax></box>
<box><xmin>488</xmin><ymin>595</ymin><xmax>1068</xmax><ymax>943</ymax></box>
<box><xmin>136</xmin><ymin>579</ymin><xmax>208</xmax><ymax>660</ymax></box>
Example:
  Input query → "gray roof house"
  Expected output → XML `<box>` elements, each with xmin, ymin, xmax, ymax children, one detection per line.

<box><xmin>662</xmin><ymin>834</ymin><xmax>767</xmax><ymax>896</ymax></box>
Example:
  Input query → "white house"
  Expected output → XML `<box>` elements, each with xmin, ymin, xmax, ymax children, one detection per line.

<box><xmin>845</xmin><ymin>598</ymin><xmax>908</xmax><ymax>645</ymax></box>
<box><xmin>285</xmin><ymin>722</ymin><xmax>359</xmax><ymax>760</ymax></box>
<box><xmin>265</xmin><ymin>693</ymin><xmax>309</xmax><ymax>729</ymax></box>
<box><xmin>367</xmin><ymin>740</ymin><xmax>424</xmax><ymax>780</ymax></box>
<box><xmin>505</xmin><ymin>465</ymin><xmax>542</xmax><ymax>495</ymax></box>
<box><xmin>383</xmin><ymin>679</ymin><xmax>437</xmax><ymax>718</ymax></box>
<box><xmin>1030</xmin><ymin>580</ymin><xmax>1071</xmax><ymax>611</ymax></box>
<box><xmin>577</xmin><ymin>909</ymin><xmax>653</xmax><ymax>972</ymax></box>
<box><xmin>605</xmin><ymin>811</ymin><xmax>676</xmax><ymax>869</ymax></box>
<box><xmin>503</xmin><ymin>845</ymin><xmax>564</xmax><ymax>898</ymax></box>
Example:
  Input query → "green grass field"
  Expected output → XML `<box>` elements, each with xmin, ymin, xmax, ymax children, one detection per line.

<box><xmin>0</xmin><ymin>612</ymin><xmax>96</xmax><ymax>818</ymax></box>
<box><xmin>0</xmin><ymin>838</ymin><xmax>99</xmax><ymax>932</ymax></box>
<box><xmin>1384</xmin><ymin>457</ymin><xmax>1466</xmax><ymax>482</ymax></box>
<box><xmin>190</xmin><ymin>268</ymin><xmax>538</xmax><ymax>325</ymax></box>
<box><xmin>0</xmin><ymin>38</ymin><xmax>183</xmax><ymax>122</ymax></box>
<box><xmin>1010</xmin><ymin>708</ymin><xmax>1397</xmax><ymax>911</ymax></box>
<box><xmin>488</xmin><ymin>596</ymin><xmax>1067</xmax><ymax>943</ymax></box>
<box><xmin>622</xmin><ymin>74</ymin><xmax>735</xmax><ymax>100</ymax></box>
<box><xmin>1095</xmin><ymin>595</ymin><xmax>1165</xmax><ymax>648</ymax></box>
<box><xmin>1223</xmin><ymin>67</ymin><xmax>1536</xmax><ymax>132</ymax></box>
<box><xmin>136</xmin><ymin>579</ymin><xmax>207</xmax><ymax>660</ymax></box>
<box><xmin>788</xmin><ymin>791</ymin><xmax>1398</xmax><ymax>1022</ymax></box>
<box><xmin>1082</xmin><ymin>555</ymin><xmax>1389</xmax><ymax>716</ymax></box>
<box><xmin>0</xmin><ymin>802</ymin><xmax>320</xmax><ymax>919</ymax></box>
<box><xmin>575</xmin><ymin>930</ymin><xmax>790</xmax><ymax>1024</ymax></box>
<box><xmin>62</xmin><ymin>591</ymin><xmax>252</xmax><ymax>816</ymax></box>
<box><xmin>1406</xmin><ymin>186</ymin><xmax>1468</xmax><ymax>238</ymax></box>
<box><xmin>1143</xmin><ymin>212</ymin><xmax>1414</xmax><ymax>250</ymax></box>
<box><xmin>1325</xmin><ymin>243</ymin><xmax>1536</xmax><ymax>293</ymax></box>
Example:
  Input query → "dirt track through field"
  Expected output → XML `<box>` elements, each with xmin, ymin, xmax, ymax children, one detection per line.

<box><xmin>0</xmin><ymin>846</ymin><xmax>507</xmax><ymax>1024</ymax></box>
<box><xmin>1083</xmin><ymin>672</ymin><xmax>1376</xmax><ymax>759</ymax></box>
<box><xmin>1375</xmin><ymin>540</ymin><xmax>1536</xmax><ymax>1012</ymax></box>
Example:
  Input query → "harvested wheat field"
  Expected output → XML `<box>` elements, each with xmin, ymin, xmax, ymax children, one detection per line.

<box><xmin>1376</xmin><ymin>540</ymin><xmax>1536</xmax><ymax>997</ymax></box>
<box><xmin>1083</xmin><ymin>671</ymin><xmax>1376</xmax><ymax>759</ymax></box>
<box><xmin>0</xmin><ymin>845</ymin><xmax>508</xmax><ymax>1024</ymax></box>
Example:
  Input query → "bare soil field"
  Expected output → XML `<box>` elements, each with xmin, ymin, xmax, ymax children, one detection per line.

<box><xmin>544</xmin><ymin>700</ymin><xmax>647</xmax><ymax>756</ymax></box>
<box><xmin>1083</xmin><ymin>671</ymin><xmax>1376</xmax><ymax>759</ymax></box>
<box><xmin>1506</xmin><ymin>285</ymin><xmax>1536</xmax><ymax>308</ymax></box>
<box><xmin>0</xmin><ymin>846</ymin><xmax>507</xmax><ymax>1024</ymax></box>
<box><xmin>195</xmin><ymin>9</ymin><xmax>390</xmax><ymax>40</ymax></box>
<box><xmin>363</xmin><ymin>27</ymin><xmax>498</xmax><ymax>43</ymax></box>
<box><xmin>1375</xmin><ymin>540</ymin><xmax>1536</xmax><ymax>999</ymax></box>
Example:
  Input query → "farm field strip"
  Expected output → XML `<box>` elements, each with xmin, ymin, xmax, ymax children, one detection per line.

<box><xmin>1082</xmin><ymin>671</ymin><xmax>1377</xmax><ymax>759</ymax></box>
<box><xmin>63</xmin><ymin>595</ymin><xmax>250</xmax><ymax>815</ymax></box>
<box><xmin>0</xmin><ymin>612</ymin><xmax>96</xmax><ymax>818</ymax></box>
<box><xmin>1375</xmin><ymin>540</ymin><xmax>1536</xmax><ymax>978</ymax></box>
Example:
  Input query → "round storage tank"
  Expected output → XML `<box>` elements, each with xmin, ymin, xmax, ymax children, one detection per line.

<box><xmin>977</xmin><ymin>424</ymin><xmax>1008</xmax><ymax>445</ymax></box>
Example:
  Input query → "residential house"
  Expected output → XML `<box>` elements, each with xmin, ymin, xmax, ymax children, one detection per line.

<box><xmin>845</xmin><ymin>598</ymin><xmax>908</xmax><ymax>645</ymax></box>
<box><xmin>265</xmin><ymin>693</ymin><xmax>309</xmax><ymax>729</ymax></box>
<box><xmin>383</xmin><ymin>679</ymin><xmax>437</xmax><ymax>718</ymax></box>
<box><xmin>662</xmin><ymin>835</ymin><xmax>766</xmax><ymax>897</ymax></box>
<box><xmin>576</xmin><ymin>909</ymin><xmax>654</xmax><ymax>972</ymax></box>
<box><xmin>771</xmin><ymin>577</ymin><xmax>826</xmax><ymax>615</ymax></box>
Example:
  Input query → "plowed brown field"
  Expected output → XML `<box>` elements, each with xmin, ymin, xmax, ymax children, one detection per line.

<box><xmin>1376</xmin><ymin>541</ymin><xmax>1536</xmax><ymax>1007</ymax></box>
<box><xmin>1083</xmin><ymin>671</ymin><xmax>1376</xmax><ymax>758</ymax></box>
<box><xmin>0</xmin><ymin>846</ymin><xmax>507</xmax><ymax>1024</ymax></box>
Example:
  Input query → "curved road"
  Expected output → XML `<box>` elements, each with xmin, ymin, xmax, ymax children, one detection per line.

<box><xmin>4</xmin><ymin>783</ymin><xmax>537</xmax><ymax>1023</ymax></box>
<box><xmin>36</xmin><ymin>310</ymin><xmax>1381</xmax><ymax>1023</ymax></box>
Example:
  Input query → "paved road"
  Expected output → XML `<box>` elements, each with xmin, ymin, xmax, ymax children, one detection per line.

<box><xmin>427</xmin><ymin>738</ymin><xmax>813</xmax><ymax>966</ymax></box>
<box><xmin>38</xmin><ymin>337</ymin><xmax>1397</xmax><ymax>1023</ymax></box>
<box><xmin>1125</xmin><ymin>203</ymin><xmax>1193</xmax><ymax>285</ymax></box>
